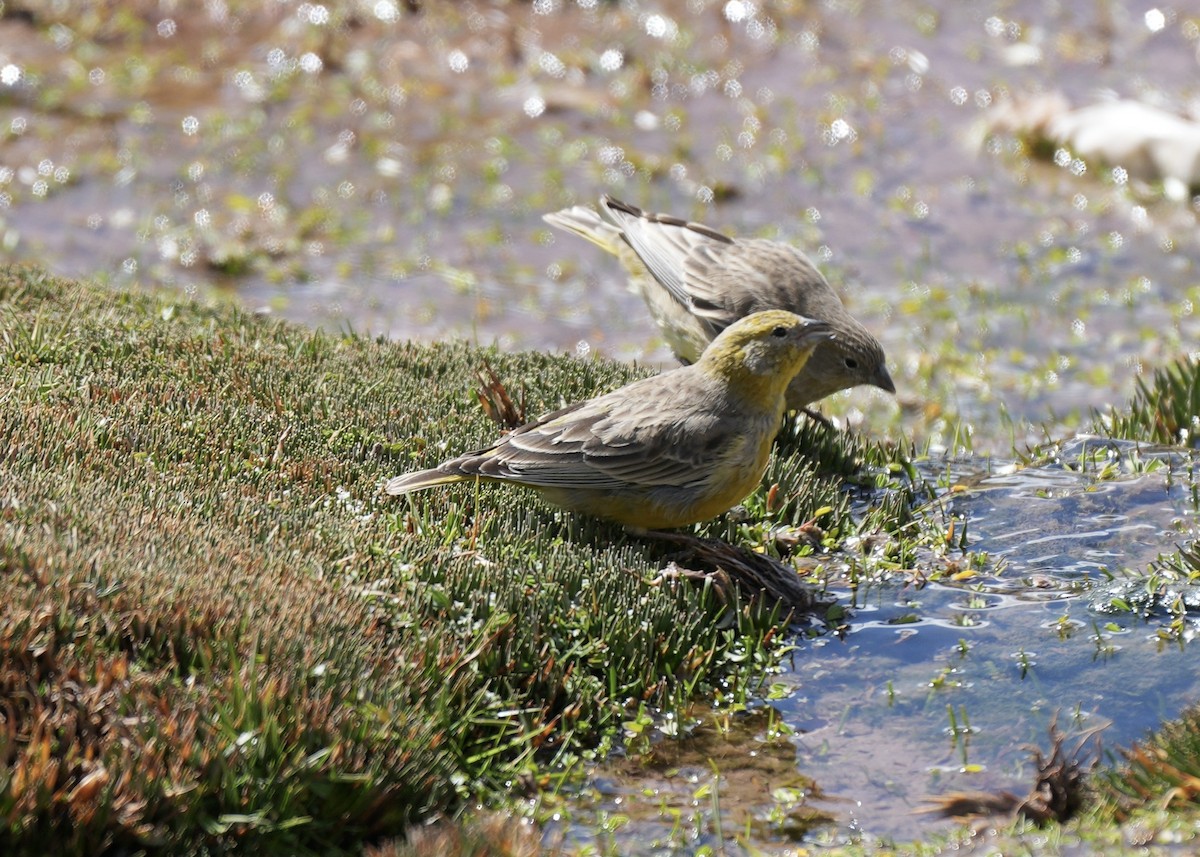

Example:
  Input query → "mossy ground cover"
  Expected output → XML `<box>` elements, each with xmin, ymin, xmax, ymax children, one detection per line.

<box><xmin>0</xmin><ymin>264</ymin><xmax>923</xmax><ymax>854</ymax></box>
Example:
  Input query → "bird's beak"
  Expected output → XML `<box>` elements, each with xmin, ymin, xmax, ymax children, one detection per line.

<box><xmin>874</xmin><ymin>365</ymin><xmax>897</xmax><ymax>395</ymax></box>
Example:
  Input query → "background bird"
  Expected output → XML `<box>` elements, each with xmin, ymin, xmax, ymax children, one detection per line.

<box><xmin>386</xmin><ymin>310</ymin><xmax>833</xmax><ymax>530</ymax></box>
<box><xmin>543</xmin><ymin>195</ymin><xmax>895</xmax><ymax>411</ymax></box>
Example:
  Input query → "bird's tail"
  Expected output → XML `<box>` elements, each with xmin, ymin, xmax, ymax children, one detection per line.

<box><xmin>542</xmin><ymin>205</ymin><xmax>623</xmax><ymax>254</ymax></box>
<box><xmin>385</xmin><ymin>468</ymin><xmax>464</xmax><ymax>496</ymax></box>
<box><xmin>543</xmin><ymin>204</ymin><xmax>652</xmax><ymax>288</ymax></box>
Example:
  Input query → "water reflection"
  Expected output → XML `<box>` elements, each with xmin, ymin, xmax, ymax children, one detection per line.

<box><xmin>570</xmin><ymin>446</ymin><xmax>1200</xmax><ymax>849</ymax></box>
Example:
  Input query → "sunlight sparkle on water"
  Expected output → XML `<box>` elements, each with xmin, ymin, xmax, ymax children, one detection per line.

<box><xmin>644</xmin><ymin>14</ymin><xmax>678</xmax><ymax>40</ymax></box>
<box><xmin>599</xmin><ymin>48</ymin><xmax>624</xmax><ymax>72</ymax></box>
<box><xmin>373</xmin><ymin>0</ymin><xmax>399</xmax><ymax>23</ymax></box>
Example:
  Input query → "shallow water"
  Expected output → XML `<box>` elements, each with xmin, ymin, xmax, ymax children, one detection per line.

<box><xmin>558</xmin><ymin>441</ymin><xmax>1200</xmax><ymax>850</ymax></box>
<box><xmin>791</xmin><ymin>462</ymin><xmax>1200</xmax><ymax>843</ymax></box>
<box><xmin>4</xmin><ymin>1</ymin><xmax>1200</xmax><ymax>451</ymax></box>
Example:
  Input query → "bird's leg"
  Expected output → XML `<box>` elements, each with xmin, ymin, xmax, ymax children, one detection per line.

<box><xmin>637</xmin><ymin>530</ymin><xmax>824</xmax><ymax>613</ymax></box>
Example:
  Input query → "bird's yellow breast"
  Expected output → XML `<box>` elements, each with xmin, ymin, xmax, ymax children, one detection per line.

<box><xmin>674</xmin><ymin>430</ymin><xmax>773</xmax><ymax>524</ymax></box>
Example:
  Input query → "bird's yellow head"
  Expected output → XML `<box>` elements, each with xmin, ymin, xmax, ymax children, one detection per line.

<box><xmin>698</xmin><ymin>309</ymin><xmax>834</xmax><ymax>403</ymax></box>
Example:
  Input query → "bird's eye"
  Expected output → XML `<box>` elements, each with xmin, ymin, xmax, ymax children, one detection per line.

<box><xmin>844</xmin><ymin>357</ymin><xmax>859</xmax><ymax>369</ymax></box>
<box><xmin>771</xmin><ymin>325</ymin><xmax>789</xmax><ymax>338</ymax></box>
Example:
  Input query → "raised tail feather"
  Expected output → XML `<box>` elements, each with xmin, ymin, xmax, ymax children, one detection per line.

<box><xmin>543</xmin><ymin>204</ymin><xmax>651</xmax><ymax>285</ymax></box>
<box><xmin>385</xmin><ymin>468</ymin><xmax>464</xmax><ymax>496</ymax></box>
<box><xmin>542</xmin><ymin>205</ymin><xmax>623</xmax><ymax>253</ymax></box>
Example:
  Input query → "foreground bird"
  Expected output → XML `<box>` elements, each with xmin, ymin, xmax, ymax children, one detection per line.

<box><xmin>543</xmin><ymin>195</ymin><xmax>895</xmax><ymax>409</ymax></box>
<box><xmin>386</xmin><ymin>310</ymin><xmax>833</xmax><ymax>530</ymax></box>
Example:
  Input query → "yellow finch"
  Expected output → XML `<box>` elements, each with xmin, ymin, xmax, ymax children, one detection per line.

<box><xmin>386</xmin><ymin>310</ymin><xmax>833</xmax><ymax>530</ymax></box>
<box><xmin>544</xmin><ymin>195</ymin><xmax>895</xmax><ymax>409</ymax></box>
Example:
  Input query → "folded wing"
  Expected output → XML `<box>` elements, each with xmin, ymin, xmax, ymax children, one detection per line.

<box><xmin>445</xmin><ymin>380</ymin><xmax>726</xmax><ymax>491</ymax></box>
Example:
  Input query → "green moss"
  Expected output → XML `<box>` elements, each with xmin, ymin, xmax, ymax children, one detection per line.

<box><xmin>0</xmin><ymin>265</ymin><xmax>913</xmax><ymax>854</ymax></box>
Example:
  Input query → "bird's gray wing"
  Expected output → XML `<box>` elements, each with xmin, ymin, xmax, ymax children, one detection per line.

<box><xmin>602</xmin><ymin>197</ymin><xmax>843</xmax><ymax>338</ymax></box>
<box><xmin>452</xmin><ymin>379</ymin><xmax>723</xmax><ymax>490</ymax></box>
<box><xmin>601</xmin><ymin>196</ymin><xmax>734</xmax><ymax>319</ymax></box>
<box><xmin>680</xmin><ymin>238</ymin><xmax>843</xmax><ymax>335</ymax></box>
